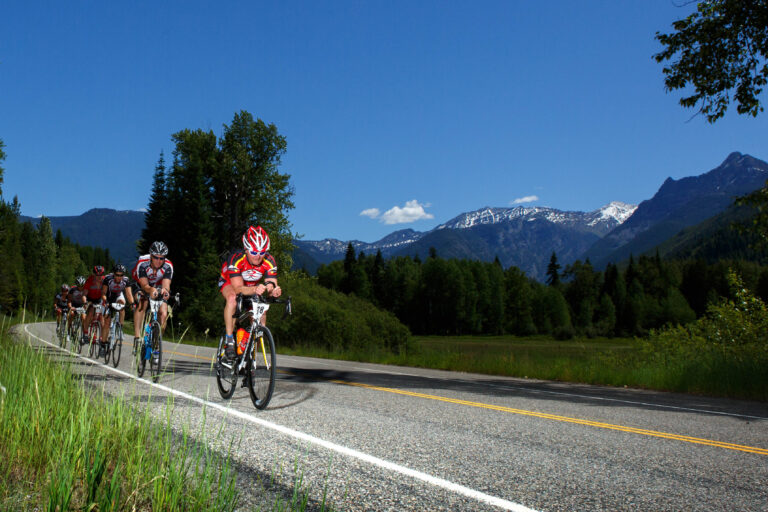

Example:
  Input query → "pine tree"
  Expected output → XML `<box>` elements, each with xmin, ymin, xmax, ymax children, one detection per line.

<box><xmin>546</xmin><ymin>252</ymin><xmax>561</xmax><ymax>287</ymax></box>
<box><xmin>139</xmin><ymin>151</ymin><xmax>169</xmax><ymax>254</ymax></box>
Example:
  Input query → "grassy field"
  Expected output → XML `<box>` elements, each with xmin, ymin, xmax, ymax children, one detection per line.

<box><xmin>278</xmin><ymin>333</ymin><xmax>767</xmax><ymax>401</ymax></box>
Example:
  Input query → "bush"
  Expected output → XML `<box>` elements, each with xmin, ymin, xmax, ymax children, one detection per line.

<box><xmin>269</xmin><ymin>272</ymin><xmax>412</xmax><ymax>356</ymax></box>
<box><xmin>644</xmin><ymin>270</ymin><xmax>768</xmax><ymax>399</ymax></box>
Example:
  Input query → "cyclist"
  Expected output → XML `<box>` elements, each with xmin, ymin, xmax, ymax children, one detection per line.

<box><xmin>83</xmin><ymin>265</ymin><xmax>106</xmax><ymax>343</ymax></box>
<box><xmin>219</xmin><ymin>225</ymin><xmax>282</xmax><ymax>359</ymax></box>
<box><xmin>132</xmin><ymin>241</ymin><xmax>174</xmax><ymax>347</ymax></box>
<box><xmin>53</xmin><ymin>284</ymin><xmax>70</xmax><ymax>328</ymax></box>
<box><xmin>67</xmin><ymin>276</ymin><xmax>87</xmax><ymax>342</ymax></box>
<box><xmin>100</xmin><ymin>264</ymin><xmax>134</xmax><ymax>355</ymax></box>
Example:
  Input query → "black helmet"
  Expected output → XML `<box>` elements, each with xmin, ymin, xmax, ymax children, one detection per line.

<box><xmin>75</xmin><ymin>276</ymin><xmax>86</xmax><ymax>287</ymax></box>
<box><xmin>149</xmin><ymin>241</ymin><xmax>168</xmax><ymax>256</ymax></box>
<box><xmin>93</xmin><ymin>265</ymin><xmax>105</xmax><ymax>276</ymax></box>
<box><xmin>113</xmin><ymin>263</ymin><xmax>126</xmax><ymax>274</ymax></box>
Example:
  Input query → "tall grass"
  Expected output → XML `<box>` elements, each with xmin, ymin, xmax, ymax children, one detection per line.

<box><xmin>1</xmin><ymin>315</ymin><xmax>341</xmax><ymax>511</ymax></box>
<box><xmin>0</xmin><ymin>320</ymin><xmax>238</xmax><ymax>511</ymax></box>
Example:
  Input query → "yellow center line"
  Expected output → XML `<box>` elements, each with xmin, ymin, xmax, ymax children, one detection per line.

<box><xmin>168</xmin><ymin>348</ymin><xmax>768</xmax><ymax>456</ymax></box>
<box><xmin>333</xmin><ymin>380</ymin><xmax>768</xmax><ymax>456</ymax></box>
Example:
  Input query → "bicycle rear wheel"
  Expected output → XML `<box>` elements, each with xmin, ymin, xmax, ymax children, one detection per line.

<box><xmin>111</xmin><ymin>323</ymin><xmax>122</xmax><ymax>368</ymax></box>
<box><xmin>215</xmin><ymin>335</ymin><xmax>237</xmax><ymax>399</ymax></box>
<box><xmin>149</xmin><ymin>322</ymin><xmax>162</xmax><ymax>382</ymax></box>
<box><xmin>247</xmin><ymin>326</ymin><xmax>276</xmax><ymax>410</ymax></box>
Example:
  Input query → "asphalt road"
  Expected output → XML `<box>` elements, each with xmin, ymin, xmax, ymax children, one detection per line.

<box><xmin>17</xmin><ymin>322</ymin><xmax>768</xmax><ymax>511</ymax></box>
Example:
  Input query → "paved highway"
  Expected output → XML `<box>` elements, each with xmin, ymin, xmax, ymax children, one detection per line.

<box><xmin>18</xmin><ymin>322</ymin><xmax>768</xmax><ymax>511</ymax></box>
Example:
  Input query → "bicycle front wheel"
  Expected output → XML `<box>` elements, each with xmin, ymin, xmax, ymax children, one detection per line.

<box><xmin>247</xmin><ymin>326</ymin><xmax>276</xmax><ymax>410</ymax></box>
<box><xmin>149</xmin><ymin>322</ymin><xmax>162</xmax><ymax>382</ymax></box>
<box><xmin>215</xmin><ymin>335</ymin><xmax>237</xmax><ymax>399</ymax></box>
<box><xmin>57</xmin><ymin>318</ymin><xmax>66</xmax><ymax>348</ymax></box>
<box><xmin>88</xmin><ymin>323</ymin><xmax>101</xmax><ymax>358</ymax></box>
<box><xmin>111</xmin><ymin>323</ymin><xmax>122</xmax><ymax>368</ymax></box>
<box><xmin>136</xmin><ymin>331</ymin><xmax>146</xmax><ymax>378</ymax></box>
<box><xmin>72</xmin><ymin>320</ymin><xmax>83</xmax><ymax>354</ymax></box>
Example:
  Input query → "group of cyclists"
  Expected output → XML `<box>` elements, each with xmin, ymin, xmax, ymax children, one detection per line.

<box><xmin>53</xmin><ymin>226</ymin><xmax>283</xmax><ymax>363</ymax></box>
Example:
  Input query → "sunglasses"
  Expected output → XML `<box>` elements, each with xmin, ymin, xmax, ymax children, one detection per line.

<box><xmin>114</xmin><ymin>273</ymin><xmax>124</xmax><ymax>278</ymax></box>
<box><xmin>248</xmin><ymin>250</ymin><xmax>267</xmax><ymax>256</ymax></box>
<box><xmin>151</xmin><ymin>255</ymin><xmax>165</xmax><ymax>261</ymax></box>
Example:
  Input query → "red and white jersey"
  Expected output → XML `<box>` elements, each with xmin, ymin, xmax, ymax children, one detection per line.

<box><xmin>132</xmin><ymin>254</ymin><xmax>174</xmax><ymax>287</ymax></box>
<box><xmin>218</xmin><ymin>251</ymin><xmax>277</xmax><ymax>289</ymax></box>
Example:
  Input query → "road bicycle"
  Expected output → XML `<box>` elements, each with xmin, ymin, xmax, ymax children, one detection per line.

<box><xmin>87</xmin><ymin>303</ymin><xmax>104</xmax><ymax>358</ymax></box>
<box><xmin>136</xmin><ymin>290</ymin><xmax>179</xmax><ymax>382</ymax></box>
<box><xmin>104</xmin><ymin>302</ymin><xmax>125</xmax><ymax>368</ymax></box>
<box><xmin>56</xmin><ymin>307</ymin><xmax>69</xmax><ymax>348</ymax></box>
<box><xmin>215</xmin><ymin>294</ymin><xmax>291</xmax><ymax>410</ymax></box>
<box><xmin>68</xmin><ymin>307</ymin><xmax>86</xmax><ymax>354</ymax></box>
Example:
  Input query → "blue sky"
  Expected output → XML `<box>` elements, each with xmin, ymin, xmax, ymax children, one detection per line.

<box><xmin>1</xmin><ymin>1</ymin><xmax>767</xmax><ymax>242</ymax></box>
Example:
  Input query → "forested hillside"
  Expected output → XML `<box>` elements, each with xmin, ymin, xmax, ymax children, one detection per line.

<box><xmin>316</xmin><ymin>243</ymin><xmax>768</xmax><ymax>338</ymax></box>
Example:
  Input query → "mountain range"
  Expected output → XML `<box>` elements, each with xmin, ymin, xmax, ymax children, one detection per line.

<box><xmin>295</xmin><ymin>152</ymin><xmax>768</xmax><ymax>279</ymax></box>
<box><xmin>20</xmin><ymin>152</ymin><xmax>768</xmax><ymax>281</ymax></box>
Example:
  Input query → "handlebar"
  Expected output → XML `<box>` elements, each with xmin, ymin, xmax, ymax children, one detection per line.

<box><xmin>235</xmin><ymin>293</ymin><xmax>292</xmax><ymax>318</ymax></box>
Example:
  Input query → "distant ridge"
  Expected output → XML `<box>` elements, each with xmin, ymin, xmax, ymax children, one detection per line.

<box><xmin>20</xmin><ymin>208</ymin><xmax>144</xmax><ymax>265</ymax></box>
<box><xmin>582</xmin><ymin>152</ymin><xmax>768</xmax><ymax>268</ymax></box>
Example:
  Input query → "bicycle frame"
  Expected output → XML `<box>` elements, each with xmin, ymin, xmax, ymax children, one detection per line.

<box><xmin>235</xmin><ymin>300</ymin><xmax>271</xmax><ymax>374</ymax></box>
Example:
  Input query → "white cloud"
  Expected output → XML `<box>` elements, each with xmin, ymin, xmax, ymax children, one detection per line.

<box><xmin>511</xmin><ymin>195</ymin><xmax>539</xmax><ymax>205</ymax></box>
<box><xmin>359</xmin><ymin>208</ymin><xmax>380</xmax><ymax>219</ymax></box>
<box><xmin>379</xmin><ymin>200</ymin><xmax>434</xmax><ymax>225</ymax></box>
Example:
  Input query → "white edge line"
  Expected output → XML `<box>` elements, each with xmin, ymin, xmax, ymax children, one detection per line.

<box><xmin>23</xmin><ymin>323</ymin><xmax>538</xmax><ymax>512</ymax></box>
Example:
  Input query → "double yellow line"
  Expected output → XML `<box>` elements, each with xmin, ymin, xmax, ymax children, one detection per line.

<box><xmin>167</xmin><ymin>348</ymin><xmax>768</xmax><ymax>456</ymax></box>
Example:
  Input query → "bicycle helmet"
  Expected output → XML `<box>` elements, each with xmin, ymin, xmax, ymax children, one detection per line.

<box><xmin>113</xmin><ymin>263</ymin><xmax>126</xmax><ymax>274</ymax></box>
<box><xmin>61</xmin><ymin>284</ymin><xmax>70</xmax><ymax>292</ymax></box>
<box><xmin>243</xmin><ymin>225</ymin><xmax>270</xmax><ymax>254</ymax></box>
<box><xmin>93</xmin><ymin>265</ymin><xmax>105</xmax><ymax>276</ymax></box>
<box><xmin>149</xmin><ymin>241</ymin><xmax>169</xmax><ymax>256</ymax></box>
<box><xmin>75</xmin><ymin>276</ymin><xmax>86</xmax><ymax>287</ymax></box>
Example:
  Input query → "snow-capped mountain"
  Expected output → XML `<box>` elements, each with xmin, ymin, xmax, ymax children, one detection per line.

<box><xmin>294</xmin><ymin>202</ymin><xmax>637</xmax><ymax>274</ymax></box>
<box><xmin>436</xmin><ymin>202</ymin><xmax>636</xmax><ymax>236</ymax></box>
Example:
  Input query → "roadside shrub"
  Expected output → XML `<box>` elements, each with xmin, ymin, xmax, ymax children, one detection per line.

<box><xmin>644</xmin><ymin>270</ymin><xmax>768</xmax><ymax>399</ymax></box>
<box><xmin>269</xmin><ymin>272</ymin><xmax>412</xmax><ymax>355</ymax></box>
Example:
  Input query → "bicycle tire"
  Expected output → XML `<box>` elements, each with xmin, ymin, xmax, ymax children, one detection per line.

<box><xmin>88</xmin><ymin>323</ymin><xmax>100</xmax><ymax>358</ymax></box>
<box><xmin>73</xmin><ymin>319</ymin><xmax>83</xmax><ymax>354</ymax></box>
<box><xmin>112</xmin><ymin>323</ymin><xmax>122</xmax><ymax>368</ymax></box>
<box><xmin>136</xmin><ymin>329</ymin><xmax>146</xmax><ymax>378</ymax></box>
<box><xmin>247</xmin><ymin>325</ymin><xmax>276</xmax><ymax>410</ymax></box>
<box><xmin>149</xmin><ymin>321</ymin><xmax>162</xmax><ymax>382</ymax></box>
<box><xmin>215</xmin><ymin>335</ymin><xmax>237</xmax><ymax>399</ymax></box>
<box><xmin>57</xmin><ymin>317</ymin><xmax>66</xmax><ymax>348</ymax></box>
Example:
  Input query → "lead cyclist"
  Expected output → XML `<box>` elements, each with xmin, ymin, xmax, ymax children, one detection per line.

<box><xmin>218</xmin><ymin>225</ymin><xmax>282</xmax><ymax>359</ymax></box>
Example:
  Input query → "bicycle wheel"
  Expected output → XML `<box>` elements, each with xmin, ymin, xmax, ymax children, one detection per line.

<box><xmin>149</xmin><ymin>322</ymin><xmax>162</xmax><ymax>382</ymax></box>
<box><xmin>73</xmin><ymin>319</ymin><xmax>83</xmax><ymax>354</ymax></box>
<box><xmin>136</xmin><ymin>337</ymin><xmax>146</xmax><ymax>377</ymax></box>
<box><xmin>104</xmin><ymin>326</ymin><xmax>111</xmax><ymax>364</ymax></box>
<box><xmin>247</xmin><ymin>326</ymin><xmax>276</xmax><ymax>410</ymax></box>
<box><xmin>57</xmin><ymin>317</ymin><xmax>66</xmax><ymax>348</ymax></box>
<box><xmin>111</xmin><ymin>323</ymin><xmax>122</xmax><ymax>368</ymax></box>
<box><xmin>88</xmin><ymin>323</ymin><xmax>101</xmax><ymax>358</ymax></box>
<box><xmin>215</xmin><ymin>335</ymin><xmax>237</xmax><ymax>399</ymax></box>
